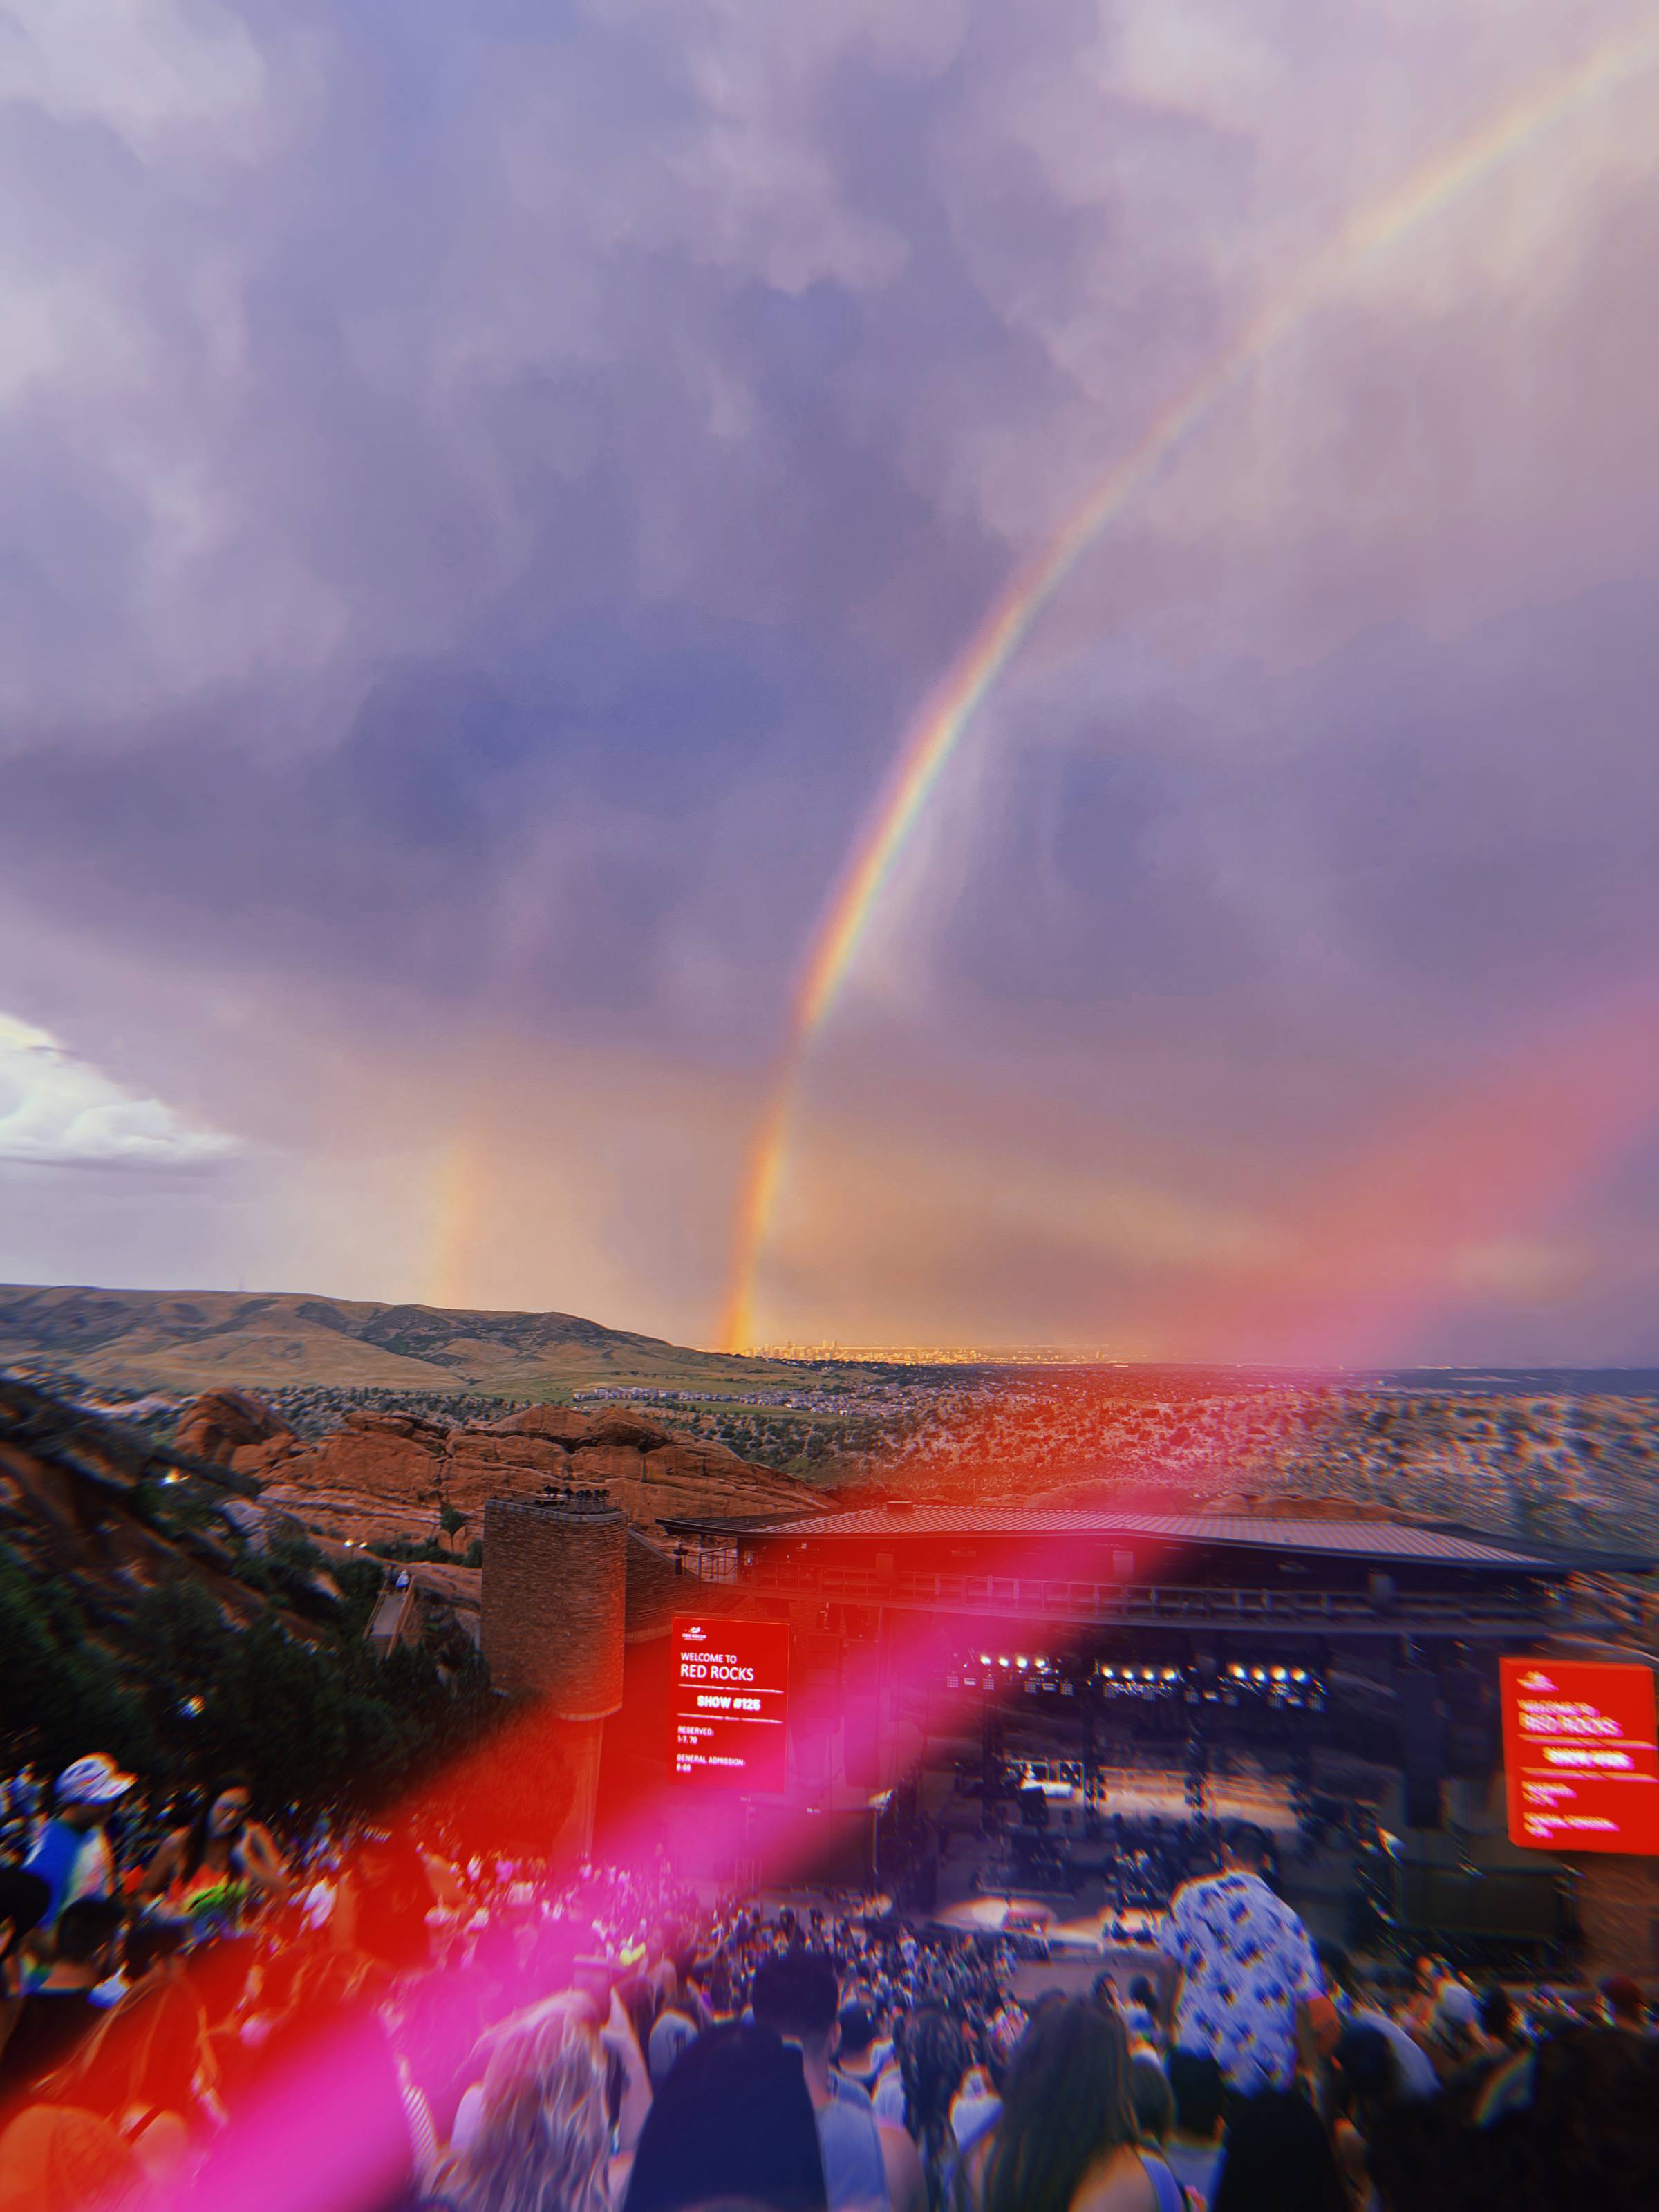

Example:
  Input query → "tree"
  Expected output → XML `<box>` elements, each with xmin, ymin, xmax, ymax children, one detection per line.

<box><xmin>438</xmin><ymin>1503</ymin><xmax>468</xmax><ymax>1555</ymax></box>
<box><xmin>0</xmin><ymin>1550</ymin><xmax>153</xmax><ymax>1778</ymax></box>
<box><xmin>199</xmin><ymin>1618</ymin><xmax>348</xmax><ymax>1815</ymax></box>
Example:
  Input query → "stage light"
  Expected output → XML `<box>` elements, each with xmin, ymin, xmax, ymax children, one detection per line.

<box><xmin>1016</xmin><ymin>1656</ymin><xmax>1028</xmax><ymax>1669</ymax></box>
<box><xmin>1271</xmin><ymin>1667</ymin><xmax>1288</xmax><ymax>1682</ymax></box>
<box><xmin>1162</xmin><ymin>1667</ymin><xmax>1179</xmax><ymax>1681</ymax></box>
<box><xmin>1291</xmin><ymin>1669</ymin><xmax>1308</xmax><ymax>1683</ymax></box>
<box><xmin>999</xmin><ymin>1656</ymin><xmax>1010</xmax><ymax>1669</ymax></box>
<box><xmin>1103</xmin><ymin>1666</ymin><xmax>1116</xmax><ymax>1678</ymax></box>
<box><xmin>1251</xmin><ymin>1667</ymin><xmax>1267</xmax><ymax>1684</ymax></box>
<box><xmin>980</xmin><ymin>1654</ymin><xmax>991</xmax><ymax>1667</ymax></box>
<box><xmin>1230</xmin><ymin>1664</ymin><xmax>1246</xmax><ymax>1679</ymax></box>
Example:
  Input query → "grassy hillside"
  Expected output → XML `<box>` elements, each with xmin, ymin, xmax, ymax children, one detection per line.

<box><xmin>0</xmin><ymin>1283</ymin><xmax>806</xmax><ymax>1398</ymax></box>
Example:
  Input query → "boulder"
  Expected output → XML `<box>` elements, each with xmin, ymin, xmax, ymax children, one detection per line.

<box><xmin>176</xmin><ymin>1389</ymin><xmax>297</xmax><ymax>1477</ymax></box>
<box><xmin>585</xmin><ymin>1413</ymin><xmax>673</xmax><ymax>1451</ymax></box>
<box><xmin>485</xmin><ymin>1404</ymin><xmax>593</xmax><ymax>1445</ymax></box>
<box><xmin>442</xmin><ymin>1430</ymin><xmax>580</xmax><ymax>1518</ymax></box>
<box><xmin>259</xmin><ymin>1409</ymin><xmax>451</xmax><ymax>1547</ymax></box>
<box><xmin>569</xmin><ymin>1443</ymin><xmax>649</xmax><ymax>1488</ymax></box>
<box><xmin>640</xmin><ymin>1439</ymin><xmax>787</xmax><ymax>1488</ymax></box>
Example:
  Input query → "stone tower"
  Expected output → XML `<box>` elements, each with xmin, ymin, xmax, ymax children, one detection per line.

<box><xmin>481</xmin><ymin>1487</ymin><xmax>627</xmax><ymax>1854</ymax></box>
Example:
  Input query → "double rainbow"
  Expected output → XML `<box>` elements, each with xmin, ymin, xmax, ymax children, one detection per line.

<box><xmin>719</xmin><ymin>21</ymin><xmax>1659</xmax><ymax>1352</ymax></box>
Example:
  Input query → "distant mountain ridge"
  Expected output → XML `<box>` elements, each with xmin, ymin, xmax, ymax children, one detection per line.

<box><xmin>0</xmin><ymin>1283</ymin><xmax>800</xmax><ymax>1396</ymax></box>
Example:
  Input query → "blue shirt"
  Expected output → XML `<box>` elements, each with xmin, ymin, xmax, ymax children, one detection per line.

<box><xmin>818</xmin><ymin>2076</ymin><xmax>889</xmax><ymax>2211</ymax></box>
<box><xmin>21</xmin><ymin>1820</ymin><xmax>110</xmax><ymax>1929</ymax></box>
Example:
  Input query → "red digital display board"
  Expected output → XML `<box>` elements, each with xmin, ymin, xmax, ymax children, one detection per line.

<box><xmin>671</xmin><ymin>1615</ymin><xmax>790</xmax><ymax>1793</ymax></box>
<box><xmin>1501</xmin><ymin>1656</ymin><xmax>1659</xmax><ymax>1855</ymax></box>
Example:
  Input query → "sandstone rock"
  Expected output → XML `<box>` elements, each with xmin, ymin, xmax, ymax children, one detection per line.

<box><xmin>585</xmin><ymin>1413</ymin><xmax>673</xmax><ymax>1451</ymax></box>
<box><xmin>442</xmin><ymin>1432</ymin><xmax>580</xmax><ymax>1519</ymax></box>
<box><xmin>258</xmin><ymin>1393</ymin><xmax>826</xmax><ymax>1550</ymax></box>
<box><xmin>259</xmin><ymin>1407</ymin><xmax>451</xmax><ymax>1547</ymax></box>
<box><xmin>641</xmin><ymin>1440</ymin><xmax>788</xmax><ymax>1489</ymax></box>
<box><xmin>406</xmin><ymin>1562</ymin><xmax>482</xmax><ymax>1611</ymax></box>
<box><xmin>485</xmin><ymin>1405</ymin><xmax>592</xmax><ymax>1445</ymax></box>
<box><xmin>176</xmin><ymin>1389</ymin><xmax>296</xmax><ymax>1472</ymax></box>
<box><xmin>344</xmin><ymin>1410</ymin><xmax>449</xmax><ymax>1445</ymax></box>
<box><xmin>569</xmin><ymin>1443</ymin><xmax>648</xmax><ymax>1488</ymax></box>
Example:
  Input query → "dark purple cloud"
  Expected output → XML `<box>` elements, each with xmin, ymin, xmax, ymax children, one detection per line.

<box><xmin>1</xmin><ymin>0</ymin><xmax>1657</xmax><ymax>1348</ymax></box>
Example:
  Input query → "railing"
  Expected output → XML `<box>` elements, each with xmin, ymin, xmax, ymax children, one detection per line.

<box><xmin>714</xmin><ymin>1555</ymin><xmax>1555</xmax><ymax>1628</ymax></box>
<box><xmin>672</xmin><ymin>1547</ymin><xmax>738</xmax><ymax>1585</ymax></box>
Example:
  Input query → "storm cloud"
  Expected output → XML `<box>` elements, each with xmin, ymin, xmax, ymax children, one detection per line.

<box><xmin>3</xmin><ymin>0</ymin><xmax>1658</xmax><ymax>1356</ymax></box>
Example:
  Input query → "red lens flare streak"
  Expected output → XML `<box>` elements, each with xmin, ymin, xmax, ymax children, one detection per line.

<box><xmin>18</xmin><ymin>1524</ymin><xmax>1186</xmax><ymax>2212</ymax></box>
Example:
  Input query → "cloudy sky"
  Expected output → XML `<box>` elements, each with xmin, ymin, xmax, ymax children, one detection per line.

<box><xmin>3</xmin><ymin>0</ymin><xmax>1659</xmax><ymax>1362</ymax></box>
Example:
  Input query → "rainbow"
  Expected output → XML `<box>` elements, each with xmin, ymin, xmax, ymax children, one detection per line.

<box><xmin>718</xmin><ymin>22</ymin><xmax>1659</xmax><ymax>1352</ymax></box>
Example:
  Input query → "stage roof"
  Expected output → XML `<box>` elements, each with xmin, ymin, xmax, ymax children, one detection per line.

<box><xmin>733</xmin><ymin>1506</ymin><xmax>1634</xmax><ymax>1572</ymax></box>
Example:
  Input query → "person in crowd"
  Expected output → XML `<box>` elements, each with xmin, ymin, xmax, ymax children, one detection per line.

<box><xmin>1210</xmin><ymin>2092</ymin><xmax>1346</xmax><ymax>2212</ymax></box>
<box><xmin>1092</xmin><ymin>1971</ymin><xmax>1124</xmax><ymax>2018</ymax></box>
<box><xmin>1127</xmin><ymin>2053</ymin><xmax>1176</xmax><ymax>2155</ymax></box>
<box><xmin>946</xmin><ymin>2001</ymin><xmax>1024</xmax><ymax>2167</ymax></box>
<box><xmin>0</xmin><ymin>1868</ymin><xmax>50</xmax><ymax>2007</ymax></box>
<box><xmin>335</xmin><ymin>1824</ymin><xmax>438</xmax><ymax>1969</ymax></box>
<box><xmin>866</xmin><ymin>2014</ymin><xmax>908</xmax><ymax>2128</ymax></box>
<box><xmin>623</xmin><ymin>2019</ymin><xmax>828</xmax><ymax>2212</ymax></box>
<box><xmin>1473</xmin><ymin>1986</ymin><xmax>1526</xmax><ymax>2056</ymax></box>
<box><xmin>429</xmin><ymin>1998</ymin><xmax>621</xmax><ymax>2212</ymax></box>
<box><xmin>751</xmin><ymin>1951</ymin><xmax>924</xmax><ymax>2212</ymax></box>
<box><xmin>646</xmin><ymin>1954</ymin><xmax>702</xmax><ymax>2086</ymax></box>
<box><xmin>1155</xmin><ymin>1825</ymin><xmax>1318</xmax><ymax>2097</ymax></box>
<box><xmin>1125</xmin><ymin>1978</ymin><xmax>1161</xmax><ymax>2053</ymax></box>
<box><xmin>0</xmin><ymin>1896</ymin><xmax>126</xmax><ymax>2099</ymax></box>
<box><xmin>0</xmin><ymin>1867</ymin><xmax>52</xmax><ymax>2094</ymax></box>
<box><xmin>1161</xmin><ymin>2050</ymin><xmax>1226</xmax><ymax>2209</ymax></box>
<box><xmin>1597</xmin><ymin>1974</ymin><xmax>1647</xmax><ymax>2034</ymax></box>
<box><xmin>895</xmin><ymin>2005</ymin><xmax>968</xmax><ymax>2207</ymax></box>
<box><xmin>1315</xmin><ymin>1944</ymin><xmax>1438</xmax><ymax>2100</ymax></box>
<box><xmin>139</xmin><ymin>1777</ymin><xmax>287</xmax><ymax>1934</ymax></box>
<box><xmin>946</xmin><ymin>2057</ymin><xmax>1002</xmax><ymax>2171</ymax></box>
<box><xmin>1423</xmin><ymin>1970</ymin><xmax>1480</xmax><ymax>2056</ymax></box>
<box><xmin>1367</xmin><ymin>2022</ymin><xmax>1659</xmax><ymax>2212</ymax></box>
<box><xmin>1327</xmin><ymin>2021</ymin><xmax>1410</xmax><ymax>2208</ymax></box>
<box><xmin>975</xmin><ymin>1997</ymin><xmax>1169</xmax><ymax>2212</ymax></box>
<box><xmin>0</xmin><ymin>2100</ymin><xmax>147</xmax><ymax>2212</ymax></box>
<box><xmin>39</xmin><ymin>1909</ymin><xmax>204</xmax><ymax>2154</ymax></box>
<box><xmin>836</xmin><ymin>2000</ymin><xmax>891</xmax><ymax>2097</ymax></box>
<box><xmin>21</xmin><ymin>1757</ymin><xmax>134</xmax><ymax>1936</ymax></box>
<box><xmin>195</xmin><ymin>1978</ymin><xmax>434</xmax><ymax>2212</ymax></box>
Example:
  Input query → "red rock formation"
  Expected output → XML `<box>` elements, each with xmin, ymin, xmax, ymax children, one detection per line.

<box><xmin>0</xmin><ymin>1376</ymin><xmax>321</xmax><ymax>1642</ymax></box>
<box><xmin>251</xmin><ymin>1396</ymin><xmax>821</xmax><ymax>1548</ymax></box>
<box><xmin>1210</xmin><ymin>1491</ymin><xmax>1400</xmax><ymax>1521</ymax></box>
<box><xmin>585</xmin><ymin>1413</ymin><xmax>668</xmax><ymax>1450</ymax></box>
<box><xmin>257</xmin><ymin>1409</ymin><xmax>452</xmax><ymax>1547</ymax></box>
<box><xmin>176</xmin><ymin>1389</ymin><xmax>297</xmax><ymax>1478</ymax></box>
<box><xmin>482</xmin><ymin>1404</ymin><xmax>594</xmax><ymax>1445</ymax></box>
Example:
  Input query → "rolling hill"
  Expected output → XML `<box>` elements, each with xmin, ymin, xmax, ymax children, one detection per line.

<box><xmin>0</xmin><ymin>1283</ymin><xmax>805</xmax><ymax>1398</ymax></box>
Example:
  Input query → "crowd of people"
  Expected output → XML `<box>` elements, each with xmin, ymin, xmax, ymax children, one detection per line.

<box><xmin>2</xmin><ymin>1752</ymin><xmax>1657</xmax><ymax>2212</ymax></box>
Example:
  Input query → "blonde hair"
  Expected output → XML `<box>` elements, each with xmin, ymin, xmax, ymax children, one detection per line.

<box><xmin>435</xmin><ymin>2002</ymin><xmax>611</xmax><ymax>2212</ymax></box>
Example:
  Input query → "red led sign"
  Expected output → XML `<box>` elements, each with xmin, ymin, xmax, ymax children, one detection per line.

<box><xmin>671</xmin><ymin>1615</ymin><xmax>791</xmax><ymax>1793</ymax></box>
<box><xmin>1501</xmin><ymin>1656</ymin><xmax>1659</xmax><ymax>1855</ymax></box>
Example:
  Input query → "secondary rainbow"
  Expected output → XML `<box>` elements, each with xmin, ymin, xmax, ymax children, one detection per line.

<box><xmin>718</xmin><ymin>21</ymin><xmax>1659</xmax><ymax>1353</ymax></box>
